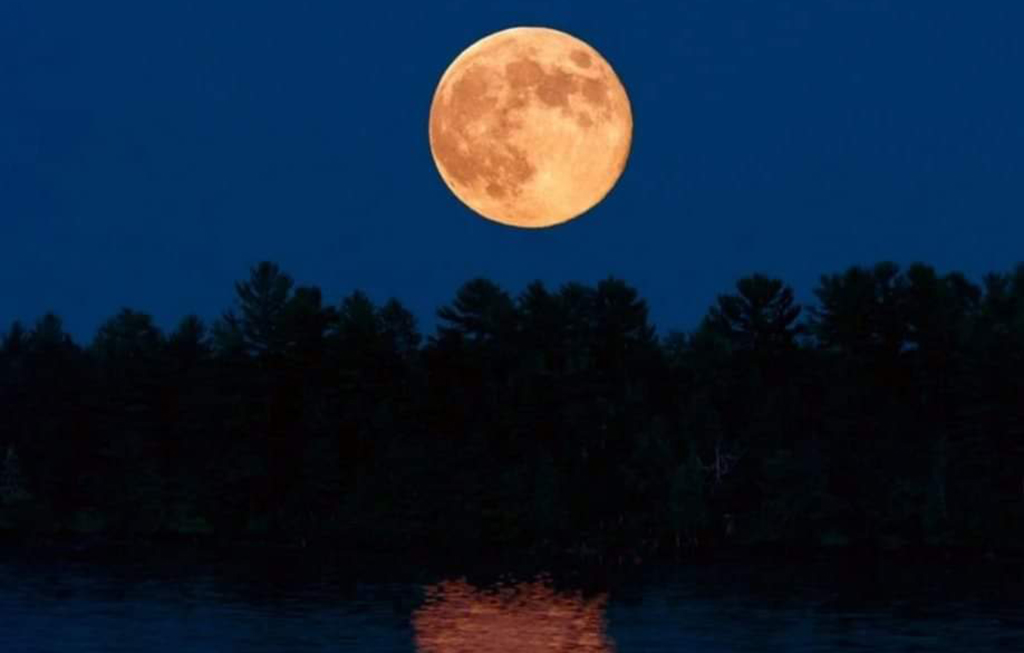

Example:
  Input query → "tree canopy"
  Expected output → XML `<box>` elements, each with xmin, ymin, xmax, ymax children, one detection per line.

<box><xmin>2</xmin><ymin>260</ymin><xmax>1023</xmax><ymax>558</ymax></box>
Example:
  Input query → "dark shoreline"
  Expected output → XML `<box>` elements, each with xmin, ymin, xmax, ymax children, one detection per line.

<box><xmin>6</xmin><ymin>530</ymin><xmax>1024</xmax><ymax>615</ymax></box>
<box><xmin>4</xmin><ymin>531</ymin><xmax>1019</xmax><ymax>571</ymax></box>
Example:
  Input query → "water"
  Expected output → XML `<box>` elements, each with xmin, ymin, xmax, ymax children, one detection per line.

<box><xmin>2</xmin><ymin>548</ymin><xmax>1022</xmax><ymax>652</ymax></box>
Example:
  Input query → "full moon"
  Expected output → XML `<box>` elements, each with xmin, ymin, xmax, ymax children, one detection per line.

<box><xmin>428</xmin><ymin>27</ymin><xmax>633</xmax><ymax>229</ymax></box>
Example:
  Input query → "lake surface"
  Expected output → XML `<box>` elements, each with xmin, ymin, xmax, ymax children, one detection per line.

<box><xmin>2</xmin><ymin>547</ymin><xmax>1022</xmax><ymax>652</ymax></box>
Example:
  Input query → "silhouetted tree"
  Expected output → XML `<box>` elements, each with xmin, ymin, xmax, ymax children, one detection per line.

<box><xmin>707</xmin><ymin>274</ymin><xmax>802</xmax><ymax>354</ymax></box>
<box><xmin>437</xmin><ymin>277</ymin><xmax>517</xmax><ymax>344</ymax></box>
<box><xmin>167</xmin><ymin>315</ymin><xmax>211</xmax><ymax>366</ymax></box>
<box><xmin>235</xmin><ymin>261</ymin><xmax>295</xmax><ymax>357</ymax></box>
<box><xmin>379</xmin><ymin>298</ymin><xmax>421</xmax><ymax>359</ymax></box>
<box><xmin>810</xmin><ymin>261</ymin><xmax>908</xmax><ymax>360</ymax></box>
<box><xmin>92</xmin><ymin>308</ymin><xmax>164</xmax><ymax>373</ymax></box>
<box><xmin>1</xmin><ymin>320</ymin><xmax>27</xmax><ymax>358</ymax></box>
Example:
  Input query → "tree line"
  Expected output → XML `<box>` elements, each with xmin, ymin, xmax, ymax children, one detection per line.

<box><xmin>1</xmin><ymin>260</ymin><xmax>1023</xmax><ymax>557</ymax></box>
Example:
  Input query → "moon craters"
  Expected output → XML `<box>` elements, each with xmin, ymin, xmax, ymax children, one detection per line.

<box><xmin>570</xmin><ymin>49</ymin><xmax>592</xmax><ymax>68</ymax></box>
<box><xmin>505</xmin><ymin>56</ymin><xmax>602</xmax><ymax>111</ymax></box>
<box><xmin>506</xmin><ymin>59</ymin><xmax>544</xmax><ymax>88</ymax></box>
<box><xmin>430</xmin><ymin>66</ymin><xmax>535</xmax><ymax>195</ymax></box>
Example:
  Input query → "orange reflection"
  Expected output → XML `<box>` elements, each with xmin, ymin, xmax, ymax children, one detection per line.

<box><xmin>412</xmin><ymin>577</ymin><xmax>615</xmax><ymax>652</ymax></box>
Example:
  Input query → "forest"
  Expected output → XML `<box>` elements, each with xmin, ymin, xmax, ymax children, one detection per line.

<box><xmin>1</xmin><ymin>260</ymin><xmax>1023</xmax><ymax>559</ymax></box>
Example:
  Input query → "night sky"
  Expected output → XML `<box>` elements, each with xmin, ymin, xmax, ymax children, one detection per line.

<box><xmin>3</xmin><ymin>0</ymin><xmax>1022</xmax><ymax>341</ymax></box>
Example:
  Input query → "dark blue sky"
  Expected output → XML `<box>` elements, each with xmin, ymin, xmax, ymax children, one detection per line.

<box><xmin>3</xmin><ymin>0</ymin><xmax>1022</xmax><ymax>341</ymax></box>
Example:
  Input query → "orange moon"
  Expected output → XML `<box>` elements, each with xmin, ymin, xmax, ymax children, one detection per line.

<box><xmin>428</xmin><ymin>27</ymin><xmax>633</xmax><ymax>229</ymax></box>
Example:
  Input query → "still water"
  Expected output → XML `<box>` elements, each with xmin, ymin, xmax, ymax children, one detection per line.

<box><xmin>1</xmin><ymin>548</ymin><xmax>1022</xmax><ymax>652</ymax></box>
